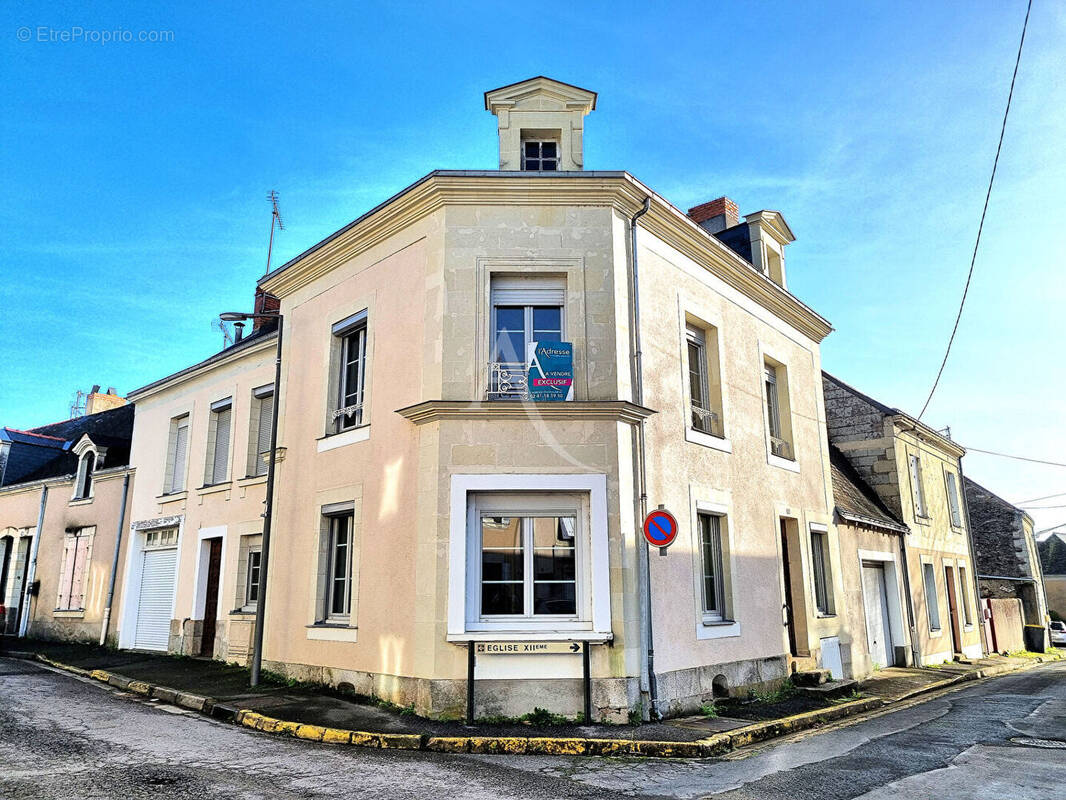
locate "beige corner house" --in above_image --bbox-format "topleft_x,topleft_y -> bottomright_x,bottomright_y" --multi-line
221,76 -> 849,722
823,374 -> 983,667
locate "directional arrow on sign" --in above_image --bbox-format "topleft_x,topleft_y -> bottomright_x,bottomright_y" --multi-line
569,642 -> 580,653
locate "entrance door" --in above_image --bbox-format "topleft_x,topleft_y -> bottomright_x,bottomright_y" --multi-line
200,538 -> 223,657
862,561 -> 895,668
780,521 -> 799,656
945,565 -> 962,655
134,545 -> 177,651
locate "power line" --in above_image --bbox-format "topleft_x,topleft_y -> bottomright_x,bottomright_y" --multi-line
964,445 -> 1066,468
1016,491 -> 1066,505
917,0 -> 1033,420
1020,504 -> 1066,510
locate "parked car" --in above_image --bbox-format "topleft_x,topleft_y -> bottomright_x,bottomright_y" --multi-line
1050,621 -> 1066,647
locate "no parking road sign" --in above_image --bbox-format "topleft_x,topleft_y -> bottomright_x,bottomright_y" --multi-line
643,509 -> 678,549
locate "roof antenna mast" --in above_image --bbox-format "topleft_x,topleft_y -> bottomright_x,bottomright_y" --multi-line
265,190 -> 285,277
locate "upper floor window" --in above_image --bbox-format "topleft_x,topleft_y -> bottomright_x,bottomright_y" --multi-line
247,384 -> 274,477
522,140 -> 558,171
944,469 -> 963,528
488,276 -> 564,399
74,451 -> 95,500
686,323 -> 724,439
909,454 -> 928,518
56,527 -> 93,611
764,360 -> 794,461
330,311 -> 367,433
164,414 -> 190,493
205,397 -> 232,485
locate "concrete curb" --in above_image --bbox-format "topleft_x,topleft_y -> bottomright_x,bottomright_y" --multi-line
17,651 -> 1061,759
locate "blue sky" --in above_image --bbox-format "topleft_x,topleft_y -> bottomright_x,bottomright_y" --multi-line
3,1 -> 1064,531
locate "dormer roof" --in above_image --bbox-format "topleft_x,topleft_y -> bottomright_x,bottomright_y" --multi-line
744,210 -> 796,244
484,76 -> 597,114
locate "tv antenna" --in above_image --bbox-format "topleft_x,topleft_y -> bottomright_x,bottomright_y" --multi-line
70,390 -> 87,419
212,317 -> 234,348
265,190 -> 285,276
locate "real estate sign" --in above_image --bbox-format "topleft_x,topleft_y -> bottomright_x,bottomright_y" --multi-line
526,341 -> 574,401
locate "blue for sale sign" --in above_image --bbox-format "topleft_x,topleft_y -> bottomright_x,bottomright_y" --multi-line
526,341 -> 574,401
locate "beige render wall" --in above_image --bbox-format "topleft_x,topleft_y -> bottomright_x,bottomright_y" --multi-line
633,223 -> 839,697
124,340 -> 277,657
0,469 -> 131,645
262,217 -> 437,687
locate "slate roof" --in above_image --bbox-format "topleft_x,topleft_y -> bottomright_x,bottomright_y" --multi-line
1039,534 -> 1066,576
829,444 -> 908,533
1,403 -> 133,487
964,476 -> 1029,579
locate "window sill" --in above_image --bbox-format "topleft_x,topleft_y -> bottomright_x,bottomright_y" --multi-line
306,623 -> 359,642
928,628 -> 943,638
815,613 -> 837,619
238,475 -> 268,487
697,619 -> 740,640
53,609 -> 85,618
767,452 -> 800,473
317,425 -> 370,453
68,497 -> 93,507
197,482 -> 232,497
914,515 -> 932,526
686,428 -> 732,453
156,490 -> 188,503
229,609 -> 257,617
447,630 -> 613,643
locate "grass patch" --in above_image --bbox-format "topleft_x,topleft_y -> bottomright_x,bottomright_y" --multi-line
700,703 -> 719,718
751,679 -> 797,705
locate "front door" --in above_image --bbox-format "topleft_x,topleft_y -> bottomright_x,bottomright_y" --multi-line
200,538 -> 223,657
945,565 -> 962,655
862,561 -> 895,668
780,521 -> 799,656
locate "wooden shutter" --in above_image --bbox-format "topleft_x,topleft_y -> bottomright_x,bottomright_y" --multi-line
256,395 -> 273,476
909,455 -> 924,515
211,405 -> 231,483
171,420 -> 189,492
56,536 -> 75,609
69,533 -> 92,609
946,473 -> 962,526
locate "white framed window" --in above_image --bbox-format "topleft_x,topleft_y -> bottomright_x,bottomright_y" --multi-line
922,561 -> 941,631
205,398 -> 232,485
448,474 -> 610,639
698,512 -> 727,622
909,454 -> 928,518
245,549 -> 262,608
247,384 -> 274,477
686,325 -> 723,438
73,451 -> 95,500
330,312 -> 367,433
144,528 -> 178,549
322,510 -> 354,622
944,469 -> 963,528
164,415 -> 190,493
763,360 -> 793,460
488,276 -> 565,399
56,527 -> 93,611
957,564 -> 973,626
810,527 -> 833,615
521,139 -> 559,171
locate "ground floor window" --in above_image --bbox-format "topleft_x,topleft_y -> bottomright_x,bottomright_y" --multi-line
698,512 -> 726,621
922,561 -> 941,631
810,527 -> 833,615
480,513 -> 577,617
958,564 -> 973,626
57,527 -> 94,611
325,511 -> 354,621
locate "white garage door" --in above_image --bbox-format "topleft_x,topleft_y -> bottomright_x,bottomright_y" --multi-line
134,547 -> 177,651
862,561 -> 895,668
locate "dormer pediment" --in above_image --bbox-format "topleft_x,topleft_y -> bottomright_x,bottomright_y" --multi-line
485,76 -> 597,172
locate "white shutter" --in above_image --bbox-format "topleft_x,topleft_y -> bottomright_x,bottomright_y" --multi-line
910,455 -> 925,516
171,421 -> 189,492
946,473 -> 962,526
211,406 -> 231,483
490,275 -> 565,306
255,395 -> 273,476
134,547 -> 177,651
69,533 -> 92,609
56,536 -> 75,609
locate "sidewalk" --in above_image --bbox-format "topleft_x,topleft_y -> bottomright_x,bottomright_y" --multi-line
6,638 -> 1062,758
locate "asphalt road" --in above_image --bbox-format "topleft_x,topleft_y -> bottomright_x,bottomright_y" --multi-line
1,656 -> 1064,799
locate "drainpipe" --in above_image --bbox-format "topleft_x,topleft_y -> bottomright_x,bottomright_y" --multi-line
628,196 -> 657,719
99,472 -> 131,646
956,464 -> 987,656
896,531 -> 922,667
18,486 -> 48,638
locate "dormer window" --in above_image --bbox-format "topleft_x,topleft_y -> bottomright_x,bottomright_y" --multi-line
74,452 -> 95,500
522,140 -> 558,172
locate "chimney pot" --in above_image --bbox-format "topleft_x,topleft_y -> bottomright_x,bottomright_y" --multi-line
688,197 -> 740,234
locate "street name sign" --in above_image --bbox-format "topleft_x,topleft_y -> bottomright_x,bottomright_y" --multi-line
475,641 -> 582,655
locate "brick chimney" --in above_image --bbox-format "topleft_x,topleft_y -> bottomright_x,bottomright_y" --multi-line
688,197 -> 740,234
253,287 -> 281,331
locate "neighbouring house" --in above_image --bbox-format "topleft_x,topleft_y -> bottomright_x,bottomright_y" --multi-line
826,444 -> 912,678
116,76 -> 844,722
965,477 -> 1049,653
116,307 -> 278,659
822,373 -> 983,665
0,399 -> 133,644
1039,533 -> 1066,622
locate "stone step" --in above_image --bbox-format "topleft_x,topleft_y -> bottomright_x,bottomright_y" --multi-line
792,669 -> 832,687
798,679 -> 859,699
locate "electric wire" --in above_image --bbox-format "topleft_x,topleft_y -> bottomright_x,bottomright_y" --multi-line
917,0 -> 1033,420
962,445 -> 1066,468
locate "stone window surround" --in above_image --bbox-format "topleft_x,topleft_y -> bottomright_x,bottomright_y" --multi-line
687,489 -> 740,640
306,488 -> 362,643
677,294 -> 732,454
318,295 -> 375,450
758,342 -> 799,473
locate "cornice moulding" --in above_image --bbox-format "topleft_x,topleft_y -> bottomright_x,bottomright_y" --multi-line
395,400 -> 656,426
